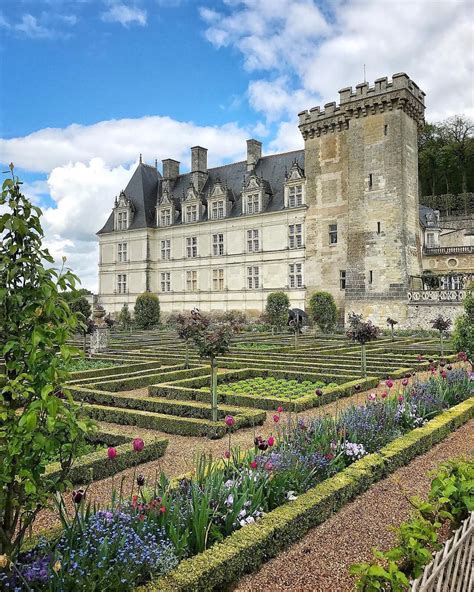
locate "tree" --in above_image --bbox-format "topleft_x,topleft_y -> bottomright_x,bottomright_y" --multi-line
134,293 -> 160,329
69,296 -> 92,351
440,116 -> 474,194
0,167 -> 92,558
386,317 -> 398,341
175,311 -> 202,369
346,312 -> 380,377
265,292 -> 290,333
118,303 -> 132,331
188,309 -> 235,422
309,291 -> 337,334
452,288 -> 474,364
430,314 -> 452,357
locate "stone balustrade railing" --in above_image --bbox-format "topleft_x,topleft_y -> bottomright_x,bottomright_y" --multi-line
407,289 -> 467,304
423,245 -> 474,255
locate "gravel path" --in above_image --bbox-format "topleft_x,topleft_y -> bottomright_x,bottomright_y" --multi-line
234,420 -> 474,592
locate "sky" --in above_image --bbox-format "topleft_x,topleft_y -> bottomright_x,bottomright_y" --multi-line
0,0 -> 473,292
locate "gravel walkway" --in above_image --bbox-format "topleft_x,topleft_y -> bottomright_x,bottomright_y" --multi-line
234,420 -> 474,592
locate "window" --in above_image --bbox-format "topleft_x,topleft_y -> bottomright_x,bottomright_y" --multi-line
289,263 -> 303,288
246,194 -> 260,214
160,239 -> 171,260
186,270 -> 198,292
329,224 -> 338,245
212,233 -> 224,256
368,174 -> 373,189
212,268 -> 224,291
160,272 -> 171,292
160,208 -> 171,227
426,232 -> 436,247
117,242 -> 128,262
247,266 -> 260,289
186,236 -> 198,258
247,229 -> 260,252
211,200 -> 225,220
377,221 -> 381,234
369,270 -> 373,285
117,211 -> 128,230
340,270 -> 346,290
384,124 -> 388,136
185,204 -> 198,223
117,274 -> 127,294
288,185 -> 303,208
289,224 -> 303,248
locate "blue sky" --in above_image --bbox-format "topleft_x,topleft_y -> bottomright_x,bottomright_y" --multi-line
0,0 -> 472,290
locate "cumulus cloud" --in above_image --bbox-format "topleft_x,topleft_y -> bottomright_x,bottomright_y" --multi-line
101,2 -> 147,27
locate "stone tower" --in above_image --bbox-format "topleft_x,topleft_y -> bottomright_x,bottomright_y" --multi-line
298,73 -> 425,325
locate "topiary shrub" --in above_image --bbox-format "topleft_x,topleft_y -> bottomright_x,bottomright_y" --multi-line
134,293 -> 160,329
118,303 -> 132,331
265,292 -> 290,333
308,291 -> 337,333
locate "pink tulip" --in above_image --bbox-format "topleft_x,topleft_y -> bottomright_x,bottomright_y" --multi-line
401,378 -> 409,387
368,393 -> 377,401
264,461 -> 273,471
277,406 -> 284,413
441,370 -> 447,379
224,450 -> 231,459
273,414 -> 280,423
250,460 -> 257,469
386,379 -> 394,388
225,415 -> 235,427
458,351 -> 468,361
268,436 -> 275,447
107,447 -> 117,460
132,438 -> 144,452
398,395 -> 404,403
381,391 -> 388,398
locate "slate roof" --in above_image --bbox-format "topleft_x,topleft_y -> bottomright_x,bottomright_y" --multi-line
419,205 -> 439,228
97,150 -> 305,234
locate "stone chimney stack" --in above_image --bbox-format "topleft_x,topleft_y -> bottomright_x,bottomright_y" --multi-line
191,146 -> 208,193
246,139 -> 262,171
162,159 -> 180,180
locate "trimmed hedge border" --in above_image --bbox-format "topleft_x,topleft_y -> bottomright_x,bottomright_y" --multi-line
46,428 -> 169,484
136,397 -> 474,592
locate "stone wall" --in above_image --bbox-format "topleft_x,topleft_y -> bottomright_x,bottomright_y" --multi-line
405,303 -> 464,330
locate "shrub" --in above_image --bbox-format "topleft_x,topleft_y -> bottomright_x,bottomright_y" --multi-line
265,292 -> 290,332
431,314 -> 452,356
118,303 -> 133,330
134,293 -> 161,329
452,287 -> 474,362
308,291 -> 337,333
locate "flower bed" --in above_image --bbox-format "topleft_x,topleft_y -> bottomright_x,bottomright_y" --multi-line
214,376 -> 338,400
5,368 -> 472,591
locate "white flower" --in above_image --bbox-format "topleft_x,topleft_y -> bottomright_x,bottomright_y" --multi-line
238,509 -> 247,519
239,519 -> 247,527
246,516 -> 255,524
224,479 -> 234,489
225,494 -> 234,507
286,491 -> 298,501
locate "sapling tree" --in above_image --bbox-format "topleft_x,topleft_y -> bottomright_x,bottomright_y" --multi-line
0,167 -> 92,559
430,314 -> 452,357
175,310 -> 202,369
265,292 -> 290,334
346,312 -> 380,377
386,317 -> 398,341
309,291 -> 337,334
189,309 -> 235,422
118,302 -> 132,332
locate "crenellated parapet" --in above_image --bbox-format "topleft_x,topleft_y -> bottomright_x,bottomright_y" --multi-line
298,73 -> 425,139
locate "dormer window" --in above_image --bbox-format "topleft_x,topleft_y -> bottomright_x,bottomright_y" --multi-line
246,194 -> 260,214
160,208 -> 172,227
284,159 -> 306,208
185,204 -> 198,223
113,190 -> 134,231
288,185 -> 303,208
211,200 -> 225,219
208,179 -> 232,220
117,211 -> 128,230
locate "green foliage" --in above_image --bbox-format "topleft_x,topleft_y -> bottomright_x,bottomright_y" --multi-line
134,293 -> 161,329
68,295 -> 92,322
0,169 -> 93,556
308,291 -> 337,333
118,303 -> 132,330
452,288 -> 474,361
265,292 -> 290,331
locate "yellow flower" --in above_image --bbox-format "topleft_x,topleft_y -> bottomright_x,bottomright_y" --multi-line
53,560 -> 61,573
0,554 -> 9,568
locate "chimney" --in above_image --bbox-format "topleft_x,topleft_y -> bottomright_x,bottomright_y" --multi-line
191,146 -> 208,193
162,159 -> 180,180
246,139 -> 262,171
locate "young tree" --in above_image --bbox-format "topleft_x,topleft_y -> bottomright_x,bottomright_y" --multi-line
430,314 -> 452,357
69,296 -> 92,351
309,291 -> 337,334
265,292 -> 290,333
118,303 -> 132,331
134,292 -> 160,329
346,312 -> 380,377
0,168 -> 92,558
188,309 -> 235,422
175,311 -> 201,369
386,317 -> 398,341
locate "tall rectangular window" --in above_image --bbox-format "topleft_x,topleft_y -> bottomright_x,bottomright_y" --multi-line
340,270 -> 346,290
288,185 -> 303,207
186,236 -> 198,258
212,268 -> 224,291
185,204 -> 198,223
369,270 -> 373,285
246,194 -> 260,214
117,242 -> 128,262
212,233 -> 224,256
211,200 -> 225,219
247,229 -> 260,252
160,239 -> 171,260
186,270 -> 198,292
117,274 -> 127,294
160,208 -> 171,227
368,174 -> 373,189
247,266 -> 260,289
329,224 -> 338,245
288,224 -> 303,248
289,263 -> 303,288
160,272 -> 171,292
117,211 -> 128,230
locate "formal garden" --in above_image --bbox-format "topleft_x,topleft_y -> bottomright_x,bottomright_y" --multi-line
1,172 -> 473,591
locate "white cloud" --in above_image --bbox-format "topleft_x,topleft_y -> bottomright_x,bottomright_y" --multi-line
101,3 -> 147,27
14,14 -> 54,38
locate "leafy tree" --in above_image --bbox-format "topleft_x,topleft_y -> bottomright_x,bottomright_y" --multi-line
68,296 -> 92,351
386,317 -> 398,341
175,311 -> 201,369
430,315 -> 452,357
452,287 -> 474,364
309,291 -> 337,334
118,303 -> 132,331
134,293 -> 160,329
265,292 -> 289,333
0,168 -> 92,558
346,312 -> 380,376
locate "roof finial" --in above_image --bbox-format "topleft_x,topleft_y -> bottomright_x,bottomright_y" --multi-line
139,153 -> 142,164
155,158 -> 158,169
